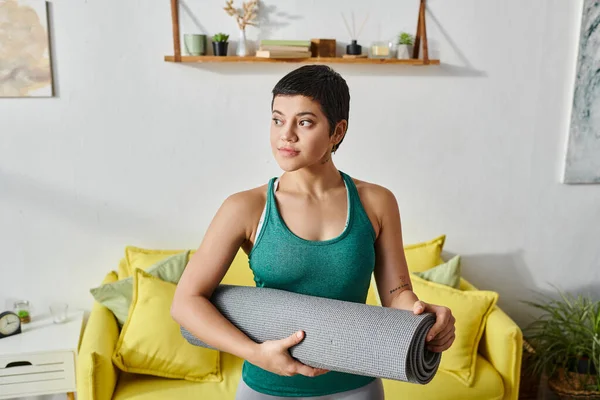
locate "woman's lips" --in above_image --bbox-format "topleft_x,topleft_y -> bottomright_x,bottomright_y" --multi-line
279,148 -> 299,157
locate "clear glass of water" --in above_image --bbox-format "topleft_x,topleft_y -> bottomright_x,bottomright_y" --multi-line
49,302 -> 68,324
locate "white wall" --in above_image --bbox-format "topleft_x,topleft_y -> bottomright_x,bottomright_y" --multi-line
1,0 -> 598,330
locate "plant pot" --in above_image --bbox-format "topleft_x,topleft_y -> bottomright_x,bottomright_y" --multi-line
183,34 -> 207,56
548,368 -> 600,400
212,41 -> 229,56
568,356 -> 598,375
396,44 -> 414,59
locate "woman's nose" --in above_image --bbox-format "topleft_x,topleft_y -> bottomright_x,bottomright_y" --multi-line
280,124 -> 297,142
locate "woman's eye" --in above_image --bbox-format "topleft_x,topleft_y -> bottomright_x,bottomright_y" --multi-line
299,120 -> 313,127
272,118 -> 283,126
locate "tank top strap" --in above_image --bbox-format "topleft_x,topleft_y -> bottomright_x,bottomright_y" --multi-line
265,177 -> 279,221
253,177 -> 277,249
339,171 -> 357,199
340,171 -> 376,242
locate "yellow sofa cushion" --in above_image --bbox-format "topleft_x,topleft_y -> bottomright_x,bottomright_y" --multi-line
121,246 -> 196,278
410,273 -> 498,387
117,257 -> 130,281
92,252 -> 190,326
404,234 -> 446,272
112,268 -> 221,383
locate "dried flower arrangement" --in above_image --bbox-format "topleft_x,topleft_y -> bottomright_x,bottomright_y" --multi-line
223,0 -> 258,31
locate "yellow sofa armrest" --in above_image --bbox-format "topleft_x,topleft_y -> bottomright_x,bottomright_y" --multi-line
479,306 -> 522,400
77,271 -> 121,400
460,278 -> 522,400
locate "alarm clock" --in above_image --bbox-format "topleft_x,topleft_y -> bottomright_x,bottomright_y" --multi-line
0,311 -> 22,339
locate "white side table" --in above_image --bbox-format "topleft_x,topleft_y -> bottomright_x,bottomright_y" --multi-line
0,310 -> 84,400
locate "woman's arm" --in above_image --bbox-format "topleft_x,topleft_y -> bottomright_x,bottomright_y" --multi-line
372,186 -> 456,353
170,190 -> 326,377
171,192 -> 260,362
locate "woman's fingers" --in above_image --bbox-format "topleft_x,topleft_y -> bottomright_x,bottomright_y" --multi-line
293,362 -> 328,377
427,324 -> 455,345
427,332 -> 455,352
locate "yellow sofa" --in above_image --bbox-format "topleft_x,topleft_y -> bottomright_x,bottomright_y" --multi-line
76,250 -> 522,400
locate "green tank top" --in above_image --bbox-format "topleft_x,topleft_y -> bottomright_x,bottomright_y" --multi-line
242,170 -> 377,397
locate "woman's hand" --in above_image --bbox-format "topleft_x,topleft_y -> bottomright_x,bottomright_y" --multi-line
250,330 -> 330,377
413,300 -> 456,353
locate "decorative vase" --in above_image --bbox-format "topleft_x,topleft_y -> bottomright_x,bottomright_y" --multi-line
396,44 -> 414,59
346,39 -> 362,55
236,28 -> 248,57
213,41 -> 229,56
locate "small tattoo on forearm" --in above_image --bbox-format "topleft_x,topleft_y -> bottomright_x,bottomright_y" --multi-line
389,283 -> 409,294
389,275 -> 411,294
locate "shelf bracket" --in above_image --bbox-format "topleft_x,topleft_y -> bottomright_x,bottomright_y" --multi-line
170,0 -> 181,62
412,0 -> 430,64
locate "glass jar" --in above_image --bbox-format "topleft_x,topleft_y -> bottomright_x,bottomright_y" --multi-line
14,300 -> 31,324
369,41 -> 395,59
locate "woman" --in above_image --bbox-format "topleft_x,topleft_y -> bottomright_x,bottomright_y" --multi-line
171,65 -> 456,400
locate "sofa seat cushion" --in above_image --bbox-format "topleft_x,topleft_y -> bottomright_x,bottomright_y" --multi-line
112,353 -> 502,400
112,352 -> 243,400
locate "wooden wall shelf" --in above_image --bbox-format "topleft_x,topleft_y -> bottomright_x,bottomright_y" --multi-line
167,0 -> 436,66
164,56 -> 440,65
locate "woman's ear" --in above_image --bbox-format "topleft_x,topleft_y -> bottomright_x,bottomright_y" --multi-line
331,120 -> 347,148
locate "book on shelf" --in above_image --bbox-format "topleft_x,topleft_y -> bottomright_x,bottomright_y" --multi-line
259,39 -> 311,47
255,50 -> 312,58
259,45 -> 311,52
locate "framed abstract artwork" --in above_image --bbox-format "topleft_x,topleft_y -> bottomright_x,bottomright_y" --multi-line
563,0 -> 600,184
0,0 -> 54,97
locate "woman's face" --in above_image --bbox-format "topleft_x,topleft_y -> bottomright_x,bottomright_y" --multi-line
270,95 -> 340,172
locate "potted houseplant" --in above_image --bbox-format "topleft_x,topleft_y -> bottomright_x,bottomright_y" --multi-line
212,33 -> 230,56
522,287 -> 600,399
396,32 -> 415,59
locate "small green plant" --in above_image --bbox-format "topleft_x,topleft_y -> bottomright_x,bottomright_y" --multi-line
522,286 -> 600,392
397,32 -> 415,46
212,33 -> 229,42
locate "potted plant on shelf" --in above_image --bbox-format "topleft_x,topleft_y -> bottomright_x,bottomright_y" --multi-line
212,33 -> 230,56
223,0 -> 258,57
396,32 -> 415,59
522,287 -> 600,399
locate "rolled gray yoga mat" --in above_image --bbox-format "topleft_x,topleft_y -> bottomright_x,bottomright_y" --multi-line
181,285 -> 441,384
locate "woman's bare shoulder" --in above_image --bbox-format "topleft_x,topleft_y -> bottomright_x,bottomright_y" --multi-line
349,176 -> 399,231
351,177 -> 396,203
219,184 -> 269,247
223,183 -> 269,215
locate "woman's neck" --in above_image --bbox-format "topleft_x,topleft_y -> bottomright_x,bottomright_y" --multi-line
279,162 -> 344,198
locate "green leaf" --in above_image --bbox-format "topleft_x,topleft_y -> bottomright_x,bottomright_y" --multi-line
397,32 -> 414,45
522,286 -> 600,384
